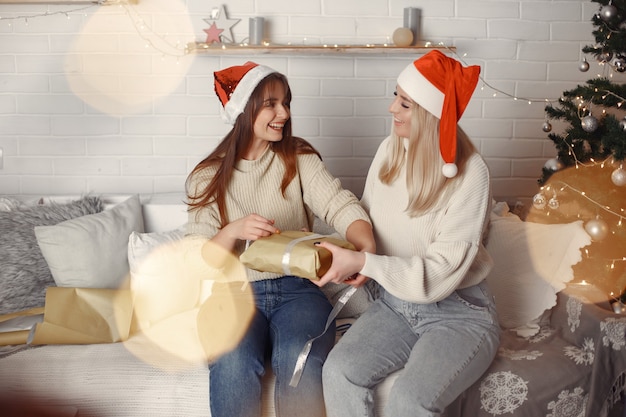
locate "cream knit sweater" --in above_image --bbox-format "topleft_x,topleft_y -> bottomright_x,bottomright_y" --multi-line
360,136 -> 494,303
186,146 -> 370,282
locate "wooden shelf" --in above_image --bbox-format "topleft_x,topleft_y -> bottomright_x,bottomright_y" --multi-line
186,42 -> 454,55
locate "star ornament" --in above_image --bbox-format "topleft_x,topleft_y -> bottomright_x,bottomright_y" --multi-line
203,22 -> 224,44
203,5 -> 240,44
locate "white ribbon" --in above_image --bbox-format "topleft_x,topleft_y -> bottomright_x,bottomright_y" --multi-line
289,285 -> 357,387
280,233 -> 325,276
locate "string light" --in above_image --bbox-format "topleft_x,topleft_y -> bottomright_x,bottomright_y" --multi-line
442,43 -> 626,116
1,8 -> 623,104
541,175 -> 626,224
440,44 -> 562,106
0,2 -> 101,22
117,1 -> 189,57
0,0 -> 189,58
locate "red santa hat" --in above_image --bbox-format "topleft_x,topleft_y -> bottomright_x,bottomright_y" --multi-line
397,50 -> 480,178
214,61 -> 277,124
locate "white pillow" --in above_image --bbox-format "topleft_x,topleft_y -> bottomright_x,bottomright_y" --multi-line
485,202 -> 592,335
128,228 -> 205,330
34,195 -> 144,289
128,228 -> 186,271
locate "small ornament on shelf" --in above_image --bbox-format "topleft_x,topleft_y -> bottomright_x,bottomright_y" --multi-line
403,7 -> 420,46
203,22 -> 224,44
249,17 -> 265,45
392,27 -> 413,47
202,5 -> 241,44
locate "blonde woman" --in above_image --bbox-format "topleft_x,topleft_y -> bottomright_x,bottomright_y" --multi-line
316,51 -> 500,417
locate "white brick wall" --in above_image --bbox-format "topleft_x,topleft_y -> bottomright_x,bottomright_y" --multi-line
1,0 -> 625,201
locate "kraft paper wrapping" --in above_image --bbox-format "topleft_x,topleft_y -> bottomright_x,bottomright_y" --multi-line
239,231 -> 355,281
27,287 -> 133,345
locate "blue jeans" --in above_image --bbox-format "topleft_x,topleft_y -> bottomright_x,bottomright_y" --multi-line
322,281 -> 500,417
208,276 -> 335,417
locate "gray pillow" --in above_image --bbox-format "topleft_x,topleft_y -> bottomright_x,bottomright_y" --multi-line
35,195 -> 144,289
0,196 -> 103,315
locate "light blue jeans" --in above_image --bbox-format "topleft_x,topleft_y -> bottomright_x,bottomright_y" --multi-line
208,276 -> 335,417
322,281 -> 500,417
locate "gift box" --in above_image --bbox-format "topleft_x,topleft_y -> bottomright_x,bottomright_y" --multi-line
239,231 -> 355,281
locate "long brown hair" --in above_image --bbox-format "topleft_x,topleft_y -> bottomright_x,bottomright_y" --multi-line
379,103 -> 477,216
185,72 -> 320,226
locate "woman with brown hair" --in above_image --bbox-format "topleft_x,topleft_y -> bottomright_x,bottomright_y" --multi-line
185,61 -> 374,417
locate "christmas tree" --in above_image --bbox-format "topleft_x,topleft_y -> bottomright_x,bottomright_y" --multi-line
528,0 -> 626,304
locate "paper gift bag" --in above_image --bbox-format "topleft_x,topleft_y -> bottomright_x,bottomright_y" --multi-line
29,287 -> 133,345
239,231 -> 355,281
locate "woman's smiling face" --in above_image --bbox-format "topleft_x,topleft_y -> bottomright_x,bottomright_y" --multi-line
252,83 -> 290,147
389,85 -> 414,139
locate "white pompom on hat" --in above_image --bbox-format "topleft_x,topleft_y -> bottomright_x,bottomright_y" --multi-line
214,61 -> 277,125
397,50 -> 480,178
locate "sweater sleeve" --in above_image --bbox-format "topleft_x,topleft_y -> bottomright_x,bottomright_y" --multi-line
184,168 -> 221,239
360,154 -> 493,303
297,153 -> 371,238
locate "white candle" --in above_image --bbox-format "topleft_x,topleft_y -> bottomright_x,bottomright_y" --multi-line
403,7 -> 420,45
249,17 -> 265,45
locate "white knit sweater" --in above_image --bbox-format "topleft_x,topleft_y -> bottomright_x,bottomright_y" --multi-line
186,146 -> 370,282
360,136 -> 493,303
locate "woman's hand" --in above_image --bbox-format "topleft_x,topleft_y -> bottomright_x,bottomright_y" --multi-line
212,213 -> 279,251
313,241 -> 368,288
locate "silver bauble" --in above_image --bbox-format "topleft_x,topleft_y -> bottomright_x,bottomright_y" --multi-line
542,121 -> 552,132
620,117 -> 626,131
600,4 -> 618,21
584,218 -> 609,241
548,197 -> 560,210
611,167 -> 626,186
581,115 -> 599,133
533,193 -> 546,210
579,58 -> 590,72
615,59 -> 626,73
544,158 -> 563,171
599,51 -> 613,63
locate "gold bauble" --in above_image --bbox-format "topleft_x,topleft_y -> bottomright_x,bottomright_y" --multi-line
392,27 -> 413,47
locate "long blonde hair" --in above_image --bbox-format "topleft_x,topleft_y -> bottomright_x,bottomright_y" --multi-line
378,103 -> 477,216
